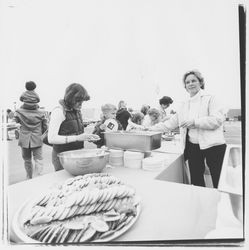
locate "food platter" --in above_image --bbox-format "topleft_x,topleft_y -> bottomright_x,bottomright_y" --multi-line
12,199 -> 141,243
12,173 -> 141,244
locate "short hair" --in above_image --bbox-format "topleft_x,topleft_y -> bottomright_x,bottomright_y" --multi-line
140,105 -> 150,115
159,96 -> 173,105
25,81 -> 36,91
118,100 -> 126,110
101,103 -> 117,114
131,112 -> 144,124
64,83 -> 90,108
148,108 -> 161,119
182,70 -> 205,89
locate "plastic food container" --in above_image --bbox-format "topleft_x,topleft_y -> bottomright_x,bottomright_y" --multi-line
142,156 -> 165,171
123,151 -> 144,169
109,149 -> 124,166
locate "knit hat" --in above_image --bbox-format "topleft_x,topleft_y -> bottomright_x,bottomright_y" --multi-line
20,81 -> 40,103
25,81 -> 36,91
20,90 -> 40,103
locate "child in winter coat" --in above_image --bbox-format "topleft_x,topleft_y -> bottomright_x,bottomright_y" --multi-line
92,104 -> 123,148
14,81 -> 47,179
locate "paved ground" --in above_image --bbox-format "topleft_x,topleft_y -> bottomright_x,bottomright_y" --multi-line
5,122 -> 242,185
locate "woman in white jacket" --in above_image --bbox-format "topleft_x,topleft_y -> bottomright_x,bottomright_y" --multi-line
149,70 -> 227,188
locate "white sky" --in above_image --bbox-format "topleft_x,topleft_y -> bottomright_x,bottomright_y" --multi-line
0,0 -> 244,118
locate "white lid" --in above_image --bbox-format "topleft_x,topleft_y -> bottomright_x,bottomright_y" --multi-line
109,149 -> 124,157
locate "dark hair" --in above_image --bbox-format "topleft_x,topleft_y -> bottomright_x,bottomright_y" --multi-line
159,96 -> 173,105
25,81 -> 36,91
140,105 -> 150,115
64,83 -> 90,108
183,70 -> 205,89
131,112 -> 144,124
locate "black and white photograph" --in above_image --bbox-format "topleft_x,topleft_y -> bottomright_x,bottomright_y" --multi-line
0,0 -> 246,248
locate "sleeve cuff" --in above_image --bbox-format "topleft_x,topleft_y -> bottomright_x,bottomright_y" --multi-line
194,119 -> 199,127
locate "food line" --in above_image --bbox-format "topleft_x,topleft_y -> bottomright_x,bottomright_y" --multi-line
8,137 -> 224,243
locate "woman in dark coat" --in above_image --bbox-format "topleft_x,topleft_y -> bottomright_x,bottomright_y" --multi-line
48,83 -> 100,171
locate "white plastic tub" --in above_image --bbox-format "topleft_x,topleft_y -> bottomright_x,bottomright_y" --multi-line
109,149 -> 124,166
124,151 -> 144,169
142,156 -> 165,171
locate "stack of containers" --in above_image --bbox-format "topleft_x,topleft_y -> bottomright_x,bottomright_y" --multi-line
108,149 -> 124,166
142,155 -> 166,171
123,151 -> 145,169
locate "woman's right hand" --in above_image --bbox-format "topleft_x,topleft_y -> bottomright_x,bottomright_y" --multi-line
99,124 -> 106,130
76,133 -> 100,142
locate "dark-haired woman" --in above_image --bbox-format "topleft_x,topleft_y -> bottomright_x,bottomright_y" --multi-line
48,83 -> 100,171
149,70 -> 226,188
159,96 -> 173,121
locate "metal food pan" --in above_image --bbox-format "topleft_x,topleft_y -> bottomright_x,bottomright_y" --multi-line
104,131 -> 162,151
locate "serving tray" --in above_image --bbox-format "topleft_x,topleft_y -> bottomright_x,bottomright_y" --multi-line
12,195 -> 141,244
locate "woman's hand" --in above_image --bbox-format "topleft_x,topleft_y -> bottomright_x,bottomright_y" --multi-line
180,119 -> 195,129
140,126 -> 149,131
136,125 -> 146,130
131,124 -> 145,130
77,133 -> 100,142
99,124 -> 106,130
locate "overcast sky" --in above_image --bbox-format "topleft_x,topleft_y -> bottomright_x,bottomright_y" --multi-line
0,0 -> 244,118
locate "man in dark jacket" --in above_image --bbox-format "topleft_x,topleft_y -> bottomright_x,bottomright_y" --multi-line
116,100 -> 131,130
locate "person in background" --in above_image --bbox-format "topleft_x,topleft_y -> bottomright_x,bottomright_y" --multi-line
142,108 -> 161,127
20,81 -> 40,110
116,100 -> 131,130
7,109 -> 14,123
92,104 -> 123,148
6,109 -> 14,140
48,83 -> 100,171
126,112 -> 145,131
127,107 -> 134,114
148,70 -> 226,188
140,104 -> 150,116
140,104 -> 151,128
159,96 -> 173,122
14,81 -> 47,179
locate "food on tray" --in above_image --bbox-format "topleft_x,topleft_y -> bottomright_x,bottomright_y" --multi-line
21,173 -> 140,243
162,132 -> 175,141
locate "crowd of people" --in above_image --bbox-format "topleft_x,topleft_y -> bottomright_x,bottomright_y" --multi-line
9,70 -> 227,189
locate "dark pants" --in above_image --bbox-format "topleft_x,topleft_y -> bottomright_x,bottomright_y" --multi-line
185,141 -> 227,188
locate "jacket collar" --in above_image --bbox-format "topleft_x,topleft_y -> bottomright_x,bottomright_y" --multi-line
188,89 -> 209,100
59,99 -> 75,111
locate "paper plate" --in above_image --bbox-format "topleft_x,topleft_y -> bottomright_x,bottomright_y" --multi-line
104,119 -> 119,132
